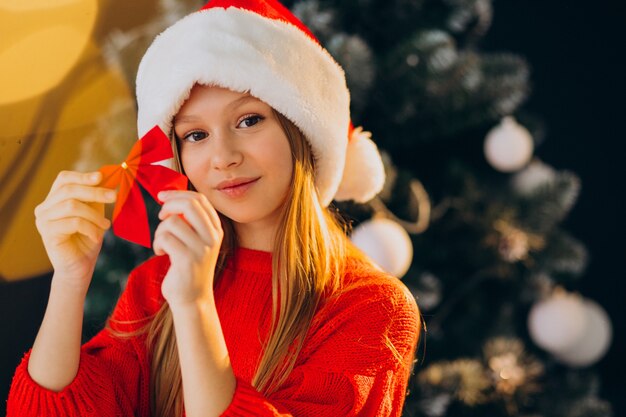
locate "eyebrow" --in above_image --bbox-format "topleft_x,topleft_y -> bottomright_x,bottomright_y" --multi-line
173,94 -> 261,125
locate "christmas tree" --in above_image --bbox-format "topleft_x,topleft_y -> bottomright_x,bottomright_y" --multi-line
83,1 -> 614,416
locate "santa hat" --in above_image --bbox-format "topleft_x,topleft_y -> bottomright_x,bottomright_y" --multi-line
136,0 -> 385,207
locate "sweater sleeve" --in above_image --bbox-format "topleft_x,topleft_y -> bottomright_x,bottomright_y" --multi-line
6,334 -> 141,417
5,258 -> 164,417
220,278 -> 422,417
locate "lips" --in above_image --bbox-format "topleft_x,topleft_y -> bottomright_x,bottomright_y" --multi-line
216,177 -> 260,190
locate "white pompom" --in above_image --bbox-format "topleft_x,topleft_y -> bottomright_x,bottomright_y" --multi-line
350,218 -> 413,278
334,127 -> 385,203
528,291 -> 587,354
554,299 -> 612,367
484,116 -> 534,173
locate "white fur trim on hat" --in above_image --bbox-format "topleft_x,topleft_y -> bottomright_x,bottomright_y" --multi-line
334,127 -> 385,203
136,5 -> 384,206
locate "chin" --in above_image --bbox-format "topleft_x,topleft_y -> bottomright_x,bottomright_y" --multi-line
226,213 -> 255,224
226,206 -> 283,229
216,207 -> 260,224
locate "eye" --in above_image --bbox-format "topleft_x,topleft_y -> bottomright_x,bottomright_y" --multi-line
180,131 -> 208,143
237,114 -> 264,128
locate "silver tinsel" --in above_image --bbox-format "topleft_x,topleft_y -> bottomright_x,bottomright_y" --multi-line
326,33 -> 376,111
409,271 -> 443,311
566,397 -> 613,417
544,231 -> 589,276
445,0 -> 493,37
291,0 -> 336,40
419,393 -> 453,417
414,30 -> 459,73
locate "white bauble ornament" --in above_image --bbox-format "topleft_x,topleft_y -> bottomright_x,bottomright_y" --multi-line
350,218 -> 413,278
528,291 -> 587,354
554,299 -> 612,367
511,158 -> 557,197
484,116 -> 534,172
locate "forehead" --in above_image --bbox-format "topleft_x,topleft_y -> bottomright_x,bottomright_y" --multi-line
175,84 -> 267,120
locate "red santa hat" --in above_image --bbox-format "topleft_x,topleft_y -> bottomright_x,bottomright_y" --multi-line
136,0 -> 385,207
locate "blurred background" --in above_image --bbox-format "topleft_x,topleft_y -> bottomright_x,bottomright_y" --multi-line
1,1 -> 623,416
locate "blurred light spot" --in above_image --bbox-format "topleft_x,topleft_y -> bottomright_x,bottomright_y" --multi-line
0,0 -> 98,104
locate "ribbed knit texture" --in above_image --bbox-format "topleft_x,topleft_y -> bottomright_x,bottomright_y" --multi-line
6,247 -> 420,416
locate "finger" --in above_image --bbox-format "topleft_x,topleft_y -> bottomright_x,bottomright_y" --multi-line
153,230 -> 187,260
49,170 -> 102,194
45,217 -> 105,244
195,193 -> 222,232
160,191 -> 222,233
36,185 -> 116,218
159,197 -> 218,244
155,215 -> 207,258
37,199 -> 111,230
42,183 -> 117,212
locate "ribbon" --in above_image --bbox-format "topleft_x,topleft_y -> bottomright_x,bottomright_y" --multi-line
98,125 -> 188,247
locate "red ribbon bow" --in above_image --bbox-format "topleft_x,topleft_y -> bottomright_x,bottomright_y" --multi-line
98,125 -> 188,247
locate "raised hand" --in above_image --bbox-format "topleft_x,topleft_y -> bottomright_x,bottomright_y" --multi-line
153,190 -> 224,307
34,170 -> 116,292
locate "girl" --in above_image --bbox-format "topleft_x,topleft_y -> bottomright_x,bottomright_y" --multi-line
7,1 -> 421,416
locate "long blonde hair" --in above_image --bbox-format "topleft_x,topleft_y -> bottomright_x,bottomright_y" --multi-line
107,109 -> 377,417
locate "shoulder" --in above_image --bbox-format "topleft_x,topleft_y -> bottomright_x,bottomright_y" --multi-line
304,255 -> 421,373
341,255 -> 420,320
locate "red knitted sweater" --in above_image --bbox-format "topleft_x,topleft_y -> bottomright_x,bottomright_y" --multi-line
7,247 -> 421,416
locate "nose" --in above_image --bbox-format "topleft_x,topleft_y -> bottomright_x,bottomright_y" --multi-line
209,130 -> 242,170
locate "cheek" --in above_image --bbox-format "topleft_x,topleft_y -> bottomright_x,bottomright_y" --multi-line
279,156 -> 293,184
276,132 -> 293,166
180,146 -> 205,179
262,142 -> 292,183
274,149 -> 294,197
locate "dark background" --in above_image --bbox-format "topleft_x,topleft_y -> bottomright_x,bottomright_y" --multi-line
483,0 -> 626,414
1,1 -> 624,416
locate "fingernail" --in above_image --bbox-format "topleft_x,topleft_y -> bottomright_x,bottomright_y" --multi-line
105,190 -> 116,200
90,172 -> 101,181
158,191 -> 168,198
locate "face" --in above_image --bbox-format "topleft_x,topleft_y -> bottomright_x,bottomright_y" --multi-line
173,84 -> 293,247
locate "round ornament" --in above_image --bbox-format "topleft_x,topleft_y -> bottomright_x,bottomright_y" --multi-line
484,116 -> 534,172
511,158 -> 557,197
350,218 -> 413,278
554,299 -> 612,367
528,291 -> 586,354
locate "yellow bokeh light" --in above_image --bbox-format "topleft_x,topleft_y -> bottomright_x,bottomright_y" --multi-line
0,1 -> 85,11
0,0 -> 98,104
0,37 -> 135,281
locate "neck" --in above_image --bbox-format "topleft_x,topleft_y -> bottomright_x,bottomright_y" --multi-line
234,224 -> 275,252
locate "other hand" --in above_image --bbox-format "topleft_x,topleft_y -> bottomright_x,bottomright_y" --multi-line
153,190 -> 223,308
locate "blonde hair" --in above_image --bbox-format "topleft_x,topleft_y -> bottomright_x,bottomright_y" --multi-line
107,109 -> 378,417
